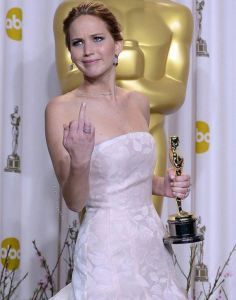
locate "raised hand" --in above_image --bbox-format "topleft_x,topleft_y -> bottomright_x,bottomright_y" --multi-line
63,102 -> 95,168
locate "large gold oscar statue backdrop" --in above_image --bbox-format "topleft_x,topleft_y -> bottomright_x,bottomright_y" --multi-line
53,0 -> 193,214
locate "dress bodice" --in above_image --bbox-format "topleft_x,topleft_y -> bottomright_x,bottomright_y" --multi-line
67,131 -> 187,300
87,132 -> 156,210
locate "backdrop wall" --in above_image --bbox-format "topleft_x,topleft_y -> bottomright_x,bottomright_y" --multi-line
0,0 -> 235,299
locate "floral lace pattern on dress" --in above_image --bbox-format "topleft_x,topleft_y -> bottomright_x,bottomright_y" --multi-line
61,132 -> 186,300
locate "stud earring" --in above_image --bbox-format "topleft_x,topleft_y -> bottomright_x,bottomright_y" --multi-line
69,63 -> 75,71
113,54 -> 118,66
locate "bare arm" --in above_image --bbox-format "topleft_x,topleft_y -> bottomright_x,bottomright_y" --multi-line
45,100 -> 95,212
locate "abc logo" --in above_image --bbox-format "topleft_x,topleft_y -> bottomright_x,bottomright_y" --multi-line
1,237 -> 21,270
196,121 -> 210,154
5,7 -> 22,41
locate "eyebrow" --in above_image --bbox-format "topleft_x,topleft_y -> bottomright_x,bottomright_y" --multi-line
71,33 -> 105,40
91,33 -> 105,36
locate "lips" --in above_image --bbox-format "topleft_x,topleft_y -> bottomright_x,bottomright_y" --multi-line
82,59 -> 100,64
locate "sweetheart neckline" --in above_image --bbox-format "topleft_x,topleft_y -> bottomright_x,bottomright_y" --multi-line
94,131 -> 154,150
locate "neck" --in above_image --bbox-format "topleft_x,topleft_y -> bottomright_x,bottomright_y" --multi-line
80,70 -> 117,98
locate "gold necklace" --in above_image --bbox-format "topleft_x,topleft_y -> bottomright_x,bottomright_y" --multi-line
76,91 -> 113,97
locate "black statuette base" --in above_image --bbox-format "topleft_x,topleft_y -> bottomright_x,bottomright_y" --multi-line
163,216 -> 204,245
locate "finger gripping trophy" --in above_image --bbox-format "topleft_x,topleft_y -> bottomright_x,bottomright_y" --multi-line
164,136 -> 203,244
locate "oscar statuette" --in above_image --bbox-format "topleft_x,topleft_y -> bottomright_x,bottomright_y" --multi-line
163,136 -> 204,244
196,0 -> 209,57
4,106 -> 21,173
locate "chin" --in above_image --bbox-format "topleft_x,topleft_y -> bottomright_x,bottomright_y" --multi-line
84,67 -> 113,79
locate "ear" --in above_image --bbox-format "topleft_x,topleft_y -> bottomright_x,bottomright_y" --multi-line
114,40 -> 123,56
70,53 -> 74,62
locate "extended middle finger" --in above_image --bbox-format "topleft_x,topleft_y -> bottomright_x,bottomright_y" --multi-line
78,102 -> 86,131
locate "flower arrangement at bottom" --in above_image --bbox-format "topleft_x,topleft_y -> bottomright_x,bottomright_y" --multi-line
172,226 -> 236,300
0,246 -> 28,299
30,220 -> 78,300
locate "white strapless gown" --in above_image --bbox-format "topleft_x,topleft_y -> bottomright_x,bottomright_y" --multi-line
51,132 -> 187,300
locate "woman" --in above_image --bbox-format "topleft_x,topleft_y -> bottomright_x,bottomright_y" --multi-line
46,2 -> 190,299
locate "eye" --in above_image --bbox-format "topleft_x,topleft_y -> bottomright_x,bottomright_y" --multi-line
93,36 -> 104,42
71,39 -> 83,47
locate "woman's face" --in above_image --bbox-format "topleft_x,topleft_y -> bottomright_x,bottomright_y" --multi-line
69,15 -> 121,78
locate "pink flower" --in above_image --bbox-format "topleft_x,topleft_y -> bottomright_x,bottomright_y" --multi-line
224,272 -> 232,278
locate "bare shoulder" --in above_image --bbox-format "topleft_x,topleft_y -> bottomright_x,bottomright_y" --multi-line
45,89 -> 83,124
46,91 -> 74,115
128,90 -> 149,108
122,89 -> 150,123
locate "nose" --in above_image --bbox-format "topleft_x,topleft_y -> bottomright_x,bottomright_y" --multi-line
83,40 -> 94,56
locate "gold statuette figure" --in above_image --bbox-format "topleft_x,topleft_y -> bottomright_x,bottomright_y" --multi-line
164,136 -> 203,244
169,136 -> 189,216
